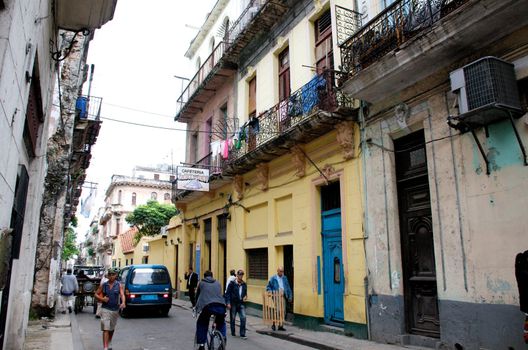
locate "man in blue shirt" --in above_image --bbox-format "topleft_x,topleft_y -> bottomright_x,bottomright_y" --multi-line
266,267 -> 292,331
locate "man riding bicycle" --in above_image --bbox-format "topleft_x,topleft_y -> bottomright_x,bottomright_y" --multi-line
195,270 -> 227,350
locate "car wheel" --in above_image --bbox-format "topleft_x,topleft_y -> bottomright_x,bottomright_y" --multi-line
160,307 -> 170,317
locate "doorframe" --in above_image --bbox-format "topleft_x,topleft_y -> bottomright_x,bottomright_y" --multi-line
310,169 -> 349,295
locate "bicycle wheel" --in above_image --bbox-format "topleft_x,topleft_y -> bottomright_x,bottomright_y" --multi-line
209,330 -> 225,350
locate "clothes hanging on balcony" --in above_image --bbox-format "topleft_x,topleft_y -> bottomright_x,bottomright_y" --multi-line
221,139 -> 232,159
301,74 -> 326,114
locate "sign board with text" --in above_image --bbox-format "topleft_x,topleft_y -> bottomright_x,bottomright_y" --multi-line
176,167 -> 209,192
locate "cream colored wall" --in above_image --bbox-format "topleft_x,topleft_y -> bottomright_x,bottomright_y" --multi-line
363,90 -> 528,306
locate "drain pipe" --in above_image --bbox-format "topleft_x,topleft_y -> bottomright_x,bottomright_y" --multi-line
358,99 -> 371,340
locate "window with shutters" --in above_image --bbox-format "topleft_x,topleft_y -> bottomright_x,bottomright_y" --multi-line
10,165 -> 29,259
132,192 -> 137,206
248,76 -> 257,117
278,48 -> 290,101
217,214 -> 227,241
23,59 -> 44,158
204,218 -> 212,271
314,9 -> 333,74
151,192 -> 157,200
247,248 -> 268,280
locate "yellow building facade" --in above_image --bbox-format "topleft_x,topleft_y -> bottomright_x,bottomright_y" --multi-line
167,0 -> 368,338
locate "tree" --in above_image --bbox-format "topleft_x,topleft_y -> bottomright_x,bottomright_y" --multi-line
62,218 -> 79,261
126,200 -> 178,242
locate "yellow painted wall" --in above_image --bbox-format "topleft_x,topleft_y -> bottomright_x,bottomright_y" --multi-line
175,126 -> 366,326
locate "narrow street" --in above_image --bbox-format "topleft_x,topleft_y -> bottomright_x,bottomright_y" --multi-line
72,305 -> 312,350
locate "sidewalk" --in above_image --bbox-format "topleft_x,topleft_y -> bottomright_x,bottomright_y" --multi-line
24,299 -> 430,350
24,312 -> 73,350
172,298 -> 429,350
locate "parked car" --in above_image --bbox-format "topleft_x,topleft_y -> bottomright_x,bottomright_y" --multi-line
118,264 -> 172,317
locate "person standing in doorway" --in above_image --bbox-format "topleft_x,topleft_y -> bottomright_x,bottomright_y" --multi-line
266,266 -> 292,331
60,268 -> 78,314
185,267 -> 199,307
225,269 -> 247,338
95,268 -> 125,350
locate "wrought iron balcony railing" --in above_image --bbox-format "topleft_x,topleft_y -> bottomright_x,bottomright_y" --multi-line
340,0 -> 469,77
229,70 -> 355,161
75,95 -> 102,121
175,41 -> 229,119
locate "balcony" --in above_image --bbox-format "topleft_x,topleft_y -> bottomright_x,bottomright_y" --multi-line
223,0 -> 290,63
175,42 -> 236,122
225,70 -> 357,175
339,0 -> 528,103
55,0 -> 118,31
175,0 -> 290,122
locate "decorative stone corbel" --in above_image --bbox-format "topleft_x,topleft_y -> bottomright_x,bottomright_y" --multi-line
291,145 -> 306,178
335,121 -> 355,160
256,163 -> 269,191
233,175 -> 244,199
176,203 -> 187,212
322,164 -> 336,180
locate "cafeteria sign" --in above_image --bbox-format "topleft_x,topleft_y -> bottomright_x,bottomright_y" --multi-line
177,167 -> 210,192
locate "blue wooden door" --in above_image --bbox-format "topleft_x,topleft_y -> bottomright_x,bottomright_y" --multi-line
322,208 -> 344,324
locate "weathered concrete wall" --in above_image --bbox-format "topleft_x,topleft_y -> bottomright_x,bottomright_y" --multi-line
31,31 -> 89,316
0,0 -> 58,348
361,40 -> 528,350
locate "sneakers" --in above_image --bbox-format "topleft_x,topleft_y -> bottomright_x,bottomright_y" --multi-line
240,336 -> 247,339
68,306 -> 72,314
198,345 -> 205,350
271,324 -> 276,331
278,326 -> 286,331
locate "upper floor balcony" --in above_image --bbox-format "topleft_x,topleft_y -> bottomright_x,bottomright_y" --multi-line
175,0 -> 290,122
338,0 -> 528,103
225,70 -> 357,175
55,0 -> 118,31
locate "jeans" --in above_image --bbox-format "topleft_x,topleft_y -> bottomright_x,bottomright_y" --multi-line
196,303 -> 226,345
229,303 -> 246,337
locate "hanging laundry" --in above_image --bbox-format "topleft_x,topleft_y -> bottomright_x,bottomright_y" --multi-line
248,116 -> 260,133
221,140 -> 230,159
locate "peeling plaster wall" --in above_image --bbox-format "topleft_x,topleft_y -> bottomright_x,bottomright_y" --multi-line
362,51 -> 528,350
0,0 -> 58,348
31,31 -> 90,316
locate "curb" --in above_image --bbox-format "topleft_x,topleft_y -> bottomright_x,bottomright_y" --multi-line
255,329 -> 345,350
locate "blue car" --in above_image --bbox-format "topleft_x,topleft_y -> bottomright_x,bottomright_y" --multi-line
118,264 -> 172,317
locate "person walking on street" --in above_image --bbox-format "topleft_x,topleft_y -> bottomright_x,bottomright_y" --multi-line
225,269 -> 247,338
60,268 -> 78,314
195,270 -> 227,350
266,266 -> 292,331
95,268 -> 125,350
185,267 -> 199,307
225,269 -> 236,294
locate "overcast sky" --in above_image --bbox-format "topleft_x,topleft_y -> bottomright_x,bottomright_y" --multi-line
77,0 -> 216,236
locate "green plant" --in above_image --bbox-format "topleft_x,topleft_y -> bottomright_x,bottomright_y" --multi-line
126,200 -> 177,241
87,247 -> 95,256
62,225 -> 79,261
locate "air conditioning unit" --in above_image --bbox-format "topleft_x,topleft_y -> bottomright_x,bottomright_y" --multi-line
449,56 -> 522,127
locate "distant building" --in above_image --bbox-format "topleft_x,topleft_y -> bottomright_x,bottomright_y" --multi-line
98,166 -> 173,268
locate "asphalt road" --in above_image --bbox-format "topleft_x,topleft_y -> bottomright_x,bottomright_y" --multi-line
72,305 -> 314,350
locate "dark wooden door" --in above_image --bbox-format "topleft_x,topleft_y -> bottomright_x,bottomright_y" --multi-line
395,131 -> 440,337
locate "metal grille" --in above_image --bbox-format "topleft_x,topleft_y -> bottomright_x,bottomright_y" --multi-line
247,248 -> 268,280
464,57 -> 522,111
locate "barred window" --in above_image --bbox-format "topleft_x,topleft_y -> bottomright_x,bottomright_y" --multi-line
247,248 -> 268,280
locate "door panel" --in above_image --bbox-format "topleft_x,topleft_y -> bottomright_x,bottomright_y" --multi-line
322,209 -> 344,323
396,131 -> 440,337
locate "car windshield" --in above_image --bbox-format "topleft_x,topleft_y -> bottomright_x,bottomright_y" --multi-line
130,268 -> 169,285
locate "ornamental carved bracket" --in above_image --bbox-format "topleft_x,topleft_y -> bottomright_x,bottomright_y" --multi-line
233,175 -> 244,199
291,146 -> 306,178
322,164 -> 336,180
256,163 -> 269,191
335,121 -> 355,160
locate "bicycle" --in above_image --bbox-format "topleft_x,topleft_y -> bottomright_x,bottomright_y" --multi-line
193,307 -> 226,350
